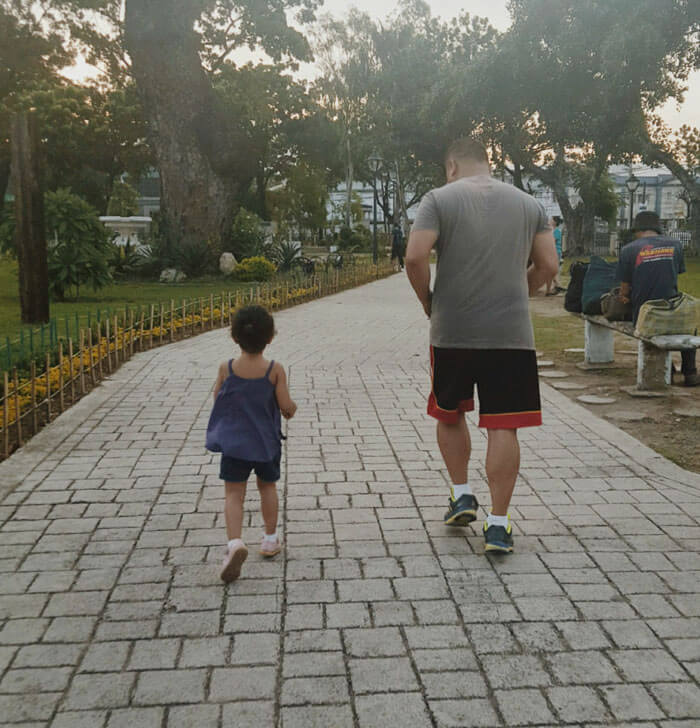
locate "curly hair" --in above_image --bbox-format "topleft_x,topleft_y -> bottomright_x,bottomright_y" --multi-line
231,305 -> 275,353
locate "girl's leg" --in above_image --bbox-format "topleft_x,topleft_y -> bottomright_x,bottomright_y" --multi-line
224,482 -> 247,540
256,479 -> 278,536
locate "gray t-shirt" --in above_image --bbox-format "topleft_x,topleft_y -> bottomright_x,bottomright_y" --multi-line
412,175 -> 550,350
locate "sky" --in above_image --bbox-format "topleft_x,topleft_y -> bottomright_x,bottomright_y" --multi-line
62,0 -> 698,132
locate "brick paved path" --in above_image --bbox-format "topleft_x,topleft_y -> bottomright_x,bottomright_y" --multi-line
1,273 -> 699,727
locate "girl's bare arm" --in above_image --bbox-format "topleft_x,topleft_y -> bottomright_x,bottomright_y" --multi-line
273,363 -> 297,419
213,362 -> 228,401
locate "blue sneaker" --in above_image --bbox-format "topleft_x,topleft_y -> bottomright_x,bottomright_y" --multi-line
484,522 -> 514,553
444,494 -> 479,527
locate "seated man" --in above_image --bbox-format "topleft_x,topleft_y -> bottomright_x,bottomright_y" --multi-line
617,211 -> 698,387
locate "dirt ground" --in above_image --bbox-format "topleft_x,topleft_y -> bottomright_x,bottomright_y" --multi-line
531,293 -> 700,473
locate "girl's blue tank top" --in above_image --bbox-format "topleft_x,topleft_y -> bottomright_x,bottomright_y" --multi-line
205,360 -> 282,462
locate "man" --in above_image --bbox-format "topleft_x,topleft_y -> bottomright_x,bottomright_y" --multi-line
617,210 -> 698,387
406,138 -> 558,554
546,217 -> 564,295
391,222 -> 405,270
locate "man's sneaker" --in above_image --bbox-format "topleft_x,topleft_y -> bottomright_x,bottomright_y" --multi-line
444,494 -> 479,527
483,522 -> 514,553
220,539 -> 248,582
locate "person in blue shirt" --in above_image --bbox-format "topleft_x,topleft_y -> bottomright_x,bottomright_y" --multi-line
546,217 -> 564,295
617,211 -> 698,387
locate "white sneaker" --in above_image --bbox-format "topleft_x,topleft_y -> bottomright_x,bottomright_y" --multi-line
220,539 -> 248,582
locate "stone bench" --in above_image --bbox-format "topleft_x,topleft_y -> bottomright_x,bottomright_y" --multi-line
581,315 -> 700,392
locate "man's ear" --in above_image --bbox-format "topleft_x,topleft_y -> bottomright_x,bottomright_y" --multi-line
445,158 -> 457,182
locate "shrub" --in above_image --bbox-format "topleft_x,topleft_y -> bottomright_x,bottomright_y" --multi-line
176,237 -> 216,278
45,189 -> 113,300
109,240 -> 143,280
274,240 -> 302,272
338,224 -> 372,253
229,208 -> 265,260
234,256 -> 276,282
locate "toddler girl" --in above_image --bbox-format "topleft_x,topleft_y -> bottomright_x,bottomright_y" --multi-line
206,305 -> 296,582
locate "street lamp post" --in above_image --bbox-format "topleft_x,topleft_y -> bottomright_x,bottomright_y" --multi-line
368,153 -> 383,264
625,172 -> 640,230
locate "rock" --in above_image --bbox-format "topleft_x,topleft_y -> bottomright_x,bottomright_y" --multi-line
673,406 -> 700,418
160,268 -> 177,283
537,360 -> 554,367
219,252 -> 237,275
549,381 -> 586,390
539,370 -> 569,378
605,411 -> 649,422
174,271 -> 187,283
577,394 -> 617,404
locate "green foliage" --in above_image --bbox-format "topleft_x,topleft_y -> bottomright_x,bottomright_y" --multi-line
0,207 -> 14,256
44,189 -> 113,300
176,238 -> 216,278
109,241 -> 143,281
338,225 -> 372,253
571,168 -> 620,226
107,180 -> 139,217
228,208 -> 266,260
234,256 -> 276,282
273,241 -> 302,272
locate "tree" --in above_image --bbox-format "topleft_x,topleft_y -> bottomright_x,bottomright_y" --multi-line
268,159 -> 328,240
7,80 -> 151,211
0,4 -> 70,213
474,0 -> 700,252
107,179 -> 139,216
123,0 -> 318,254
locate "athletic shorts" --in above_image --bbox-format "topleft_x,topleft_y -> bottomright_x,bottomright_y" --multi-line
428,347 -> 542,429
220,455 -> 280,483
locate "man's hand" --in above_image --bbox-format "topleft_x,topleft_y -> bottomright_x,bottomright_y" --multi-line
406,228 -> 438,316
422,291 -> 433,318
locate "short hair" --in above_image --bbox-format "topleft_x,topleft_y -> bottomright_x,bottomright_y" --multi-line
445,138 -> 489,166
632,211 -> 662,235
231,305 -> 274,354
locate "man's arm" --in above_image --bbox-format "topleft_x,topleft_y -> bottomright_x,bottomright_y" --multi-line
527,230 -> 559,296
406,228 -> 438,317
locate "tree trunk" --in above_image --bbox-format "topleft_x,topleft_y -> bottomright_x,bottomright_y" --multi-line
11,112 -> 49,324
344,135 -> 353,228
124,0 -> 253,253
256,168 -> 268,220
0,156 -> 10,216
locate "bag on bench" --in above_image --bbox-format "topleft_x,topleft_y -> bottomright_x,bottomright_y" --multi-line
581,256 -> 618,315
601,287 -> 632,322
564,261 -> 589,313
635,293 -> 700,338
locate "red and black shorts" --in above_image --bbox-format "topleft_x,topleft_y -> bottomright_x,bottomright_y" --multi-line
428,347 -> 542,429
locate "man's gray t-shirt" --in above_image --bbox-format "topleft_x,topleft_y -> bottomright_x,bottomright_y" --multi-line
412,175 -> 550,350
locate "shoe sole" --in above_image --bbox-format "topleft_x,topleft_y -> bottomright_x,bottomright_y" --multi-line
220,546 -> 248,582
260,545 -> 282,558
444,509 -> 477,527
484,542 -> 513,554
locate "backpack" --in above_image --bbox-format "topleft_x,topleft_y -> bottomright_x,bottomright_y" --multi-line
564,261 -> 589,313
581,256 -> 618,316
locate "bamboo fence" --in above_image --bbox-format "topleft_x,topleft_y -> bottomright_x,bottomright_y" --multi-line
0,260 -> 393,460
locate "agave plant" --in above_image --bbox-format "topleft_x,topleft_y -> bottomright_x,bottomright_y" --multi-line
274,240 -> 303,272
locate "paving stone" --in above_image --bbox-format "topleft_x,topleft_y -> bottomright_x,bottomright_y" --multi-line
128,638 -> 180,669
547,651 -> 621,685
344,627 -> 406,657
281,675 -> 349,705
609,649 -> 687,682
547,686 -> 609,723
221,701 -> 275,728
429,698 -> 501,727
167,704 -> 219,728
497,688 -> 556,725
133,668 -> 207,705
80,641 -> 131,672
107,707 -> 164,728
482,654 -> 551,688
280,704 -> 355,728
356,693 -> 432,728
65,672 -> 135,709
600,684 -> 665,721
350,656 -> 418,693
650,683 -> 700,718
210,666 -> 277,701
